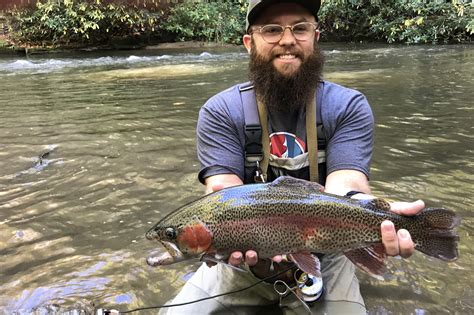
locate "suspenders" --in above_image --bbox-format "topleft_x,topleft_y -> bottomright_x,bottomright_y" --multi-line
240,84 -> 266,183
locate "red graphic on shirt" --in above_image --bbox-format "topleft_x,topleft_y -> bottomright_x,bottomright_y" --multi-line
270,132 -> 306,158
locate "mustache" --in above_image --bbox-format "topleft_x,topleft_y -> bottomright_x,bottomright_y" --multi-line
248,39 -> 324,113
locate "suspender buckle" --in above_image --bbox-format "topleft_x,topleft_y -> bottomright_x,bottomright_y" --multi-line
254,161 -> 266,183
244,125 -> 262,159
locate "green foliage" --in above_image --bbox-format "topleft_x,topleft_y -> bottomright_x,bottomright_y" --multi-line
4,0 -> 473,46
162,0 -> 247,44
319,0 -> 473,44
7,0 -> 163,47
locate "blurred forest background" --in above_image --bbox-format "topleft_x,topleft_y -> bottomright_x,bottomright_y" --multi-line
0,0 -> 472,49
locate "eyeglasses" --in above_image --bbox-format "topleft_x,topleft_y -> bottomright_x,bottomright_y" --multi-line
250,22 -> 318,44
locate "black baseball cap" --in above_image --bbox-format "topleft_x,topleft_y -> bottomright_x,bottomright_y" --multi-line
246,0 -> 321,31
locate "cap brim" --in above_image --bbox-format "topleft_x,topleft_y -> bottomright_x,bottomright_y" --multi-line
246,0 -> 321,31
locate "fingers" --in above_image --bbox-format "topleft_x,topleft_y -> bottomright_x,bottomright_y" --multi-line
272,255 -> 283,263
397,229 -> 415,258
381,221 -> 415,258
228,251 -> 243,266
389,199 -> 425,216
245,250 -> 258,266
228,250 -> 259,266
381,221 -> 399,256
381,199 -> 422,258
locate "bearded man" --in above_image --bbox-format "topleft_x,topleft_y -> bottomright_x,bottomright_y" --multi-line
161,1 -> 424,314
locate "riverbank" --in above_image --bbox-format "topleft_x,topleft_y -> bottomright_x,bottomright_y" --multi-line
0,35 -> 17,55
0,39 -> 238,56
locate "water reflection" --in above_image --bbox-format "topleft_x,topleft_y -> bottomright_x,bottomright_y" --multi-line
0,44 -> 472,314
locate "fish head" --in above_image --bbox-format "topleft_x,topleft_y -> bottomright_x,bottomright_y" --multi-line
146,217 -> 213,259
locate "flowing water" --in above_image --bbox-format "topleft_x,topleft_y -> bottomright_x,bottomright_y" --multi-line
0,44 -> 472,314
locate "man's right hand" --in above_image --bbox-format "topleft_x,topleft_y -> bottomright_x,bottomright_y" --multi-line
228,250 -> 285,266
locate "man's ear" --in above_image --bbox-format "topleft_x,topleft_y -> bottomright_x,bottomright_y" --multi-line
315,30 -> 321,42
243,34 -> 252,53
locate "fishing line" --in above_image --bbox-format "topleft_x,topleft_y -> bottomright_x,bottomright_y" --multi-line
116,265 -> 296,314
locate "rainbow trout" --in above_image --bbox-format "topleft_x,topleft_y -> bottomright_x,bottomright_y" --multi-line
146,176 -> 460,276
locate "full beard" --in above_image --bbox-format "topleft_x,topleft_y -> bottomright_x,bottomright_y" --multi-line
248,41 -> 324,113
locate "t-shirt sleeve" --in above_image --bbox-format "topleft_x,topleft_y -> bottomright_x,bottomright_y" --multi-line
196,95 -> 245,184
325,92 -> 374,178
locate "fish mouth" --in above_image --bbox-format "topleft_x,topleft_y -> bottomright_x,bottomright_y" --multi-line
145,227 -> 158,240
160,241 -> 184,258
146,241 -> 185,267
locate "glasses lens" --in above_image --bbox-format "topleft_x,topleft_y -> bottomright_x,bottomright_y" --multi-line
292,22 -> 314,41
260,25 -> 284,43
257,23 -> 316,43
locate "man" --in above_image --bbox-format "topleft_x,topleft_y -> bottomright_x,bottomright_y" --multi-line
162,0 -> 424,314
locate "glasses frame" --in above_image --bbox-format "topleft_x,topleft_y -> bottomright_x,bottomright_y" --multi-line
250,22 -> 319,44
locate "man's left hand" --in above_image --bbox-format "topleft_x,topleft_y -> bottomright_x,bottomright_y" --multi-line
381,200 -> 425,258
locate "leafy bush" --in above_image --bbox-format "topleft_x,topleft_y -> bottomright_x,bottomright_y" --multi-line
162,0 -> 247,44
319,0 -> 473,44
4,0 -> 473,46
7,0 -> 163,47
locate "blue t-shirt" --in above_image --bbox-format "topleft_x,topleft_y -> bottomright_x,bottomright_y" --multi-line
196,81 -> 374,184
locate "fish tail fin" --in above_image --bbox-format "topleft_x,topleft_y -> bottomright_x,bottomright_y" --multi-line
413,208 -> 461,262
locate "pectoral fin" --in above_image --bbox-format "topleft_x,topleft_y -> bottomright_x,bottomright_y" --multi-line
344,244 -> 387,280
288,252 -> 321,277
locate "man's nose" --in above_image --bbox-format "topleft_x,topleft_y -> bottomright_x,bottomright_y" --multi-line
279,27 -> 296,45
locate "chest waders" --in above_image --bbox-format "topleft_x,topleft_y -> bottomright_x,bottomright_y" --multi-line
239,84 -> 324,305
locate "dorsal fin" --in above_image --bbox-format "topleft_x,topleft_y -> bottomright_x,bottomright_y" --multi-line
269,176 -> 324,194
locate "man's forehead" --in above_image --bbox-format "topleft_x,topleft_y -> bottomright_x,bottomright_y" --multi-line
253,3 -> 315,25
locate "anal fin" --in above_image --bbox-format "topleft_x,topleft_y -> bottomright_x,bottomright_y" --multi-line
344,244 -> 387,280
288,252 -> 321,277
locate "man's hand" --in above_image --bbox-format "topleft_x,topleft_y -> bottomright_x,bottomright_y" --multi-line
381,199 -> 425,258
228,250 -> 258,266
227,250 -> 285,266
352,193 -> 425,258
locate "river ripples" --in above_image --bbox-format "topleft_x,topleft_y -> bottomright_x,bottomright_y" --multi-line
0,44 -> 472,314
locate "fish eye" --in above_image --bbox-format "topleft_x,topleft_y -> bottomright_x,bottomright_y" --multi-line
165,227 -> 177,239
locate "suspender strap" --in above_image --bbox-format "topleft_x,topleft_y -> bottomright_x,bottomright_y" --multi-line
257,99 -> 270,181
306,96 -> 319,183
241,86 -> 263,163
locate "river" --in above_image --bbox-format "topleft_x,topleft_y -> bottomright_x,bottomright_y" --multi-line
0,44 -> 472,314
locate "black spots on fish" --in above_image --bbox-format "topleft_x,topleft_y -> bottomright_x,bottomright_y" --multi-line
406,208 -> 460,262
415,230 -> 460,261
299,201 -> 382,252
359,198 -> 392,212
418,208 -> 461,230
145,227 -> 158,240
269,176 -> 324,194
